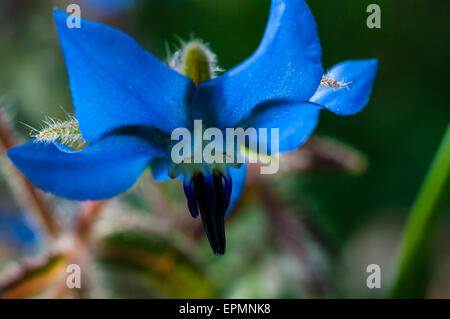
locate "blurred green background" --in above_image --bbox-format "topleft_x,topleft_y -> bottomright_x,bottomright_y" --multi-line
0,0 -> 449,298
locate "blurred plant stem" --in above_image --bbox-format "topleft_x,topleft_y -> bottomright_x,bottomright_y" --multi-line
49,200 -> 107,299
0,254 -> 68,298
0,200 -> 106,298
75,201 -> 106,241
246,162 -> 328,297
257,180 -> 327,297
240,136 -> 367,297
0,105 -> 59,237
389,123 -> 450,298
279,136 -> 368,175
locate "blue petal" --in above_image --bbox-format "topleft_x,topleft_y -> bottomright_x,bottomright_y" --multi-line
311,59 -> 378,115
242,101 -> 321,153
149,156 -> 186,182
53,9 -> 195,142
191,0 -> 322,128
149,157 -> 172,182
225,164 -> 247,217
7,135 -> 163,200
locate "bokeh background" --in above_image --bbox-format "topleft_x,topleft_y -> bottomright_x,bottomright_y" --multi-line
0,0 -> 449,298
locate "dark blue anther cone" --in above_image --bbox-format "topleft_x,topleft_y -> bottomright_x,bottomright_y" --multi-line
183,170 -> 233,255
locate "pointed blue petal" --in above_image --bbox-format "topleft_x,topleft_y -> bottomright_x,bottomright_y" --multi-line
311,59 -> 378,115
53,9 -> 195,142
243,101 -> 321,153
192,0 -> 322,128
225,164 -> 247,217
149,157 -> 172,182
7,135 -> 163,200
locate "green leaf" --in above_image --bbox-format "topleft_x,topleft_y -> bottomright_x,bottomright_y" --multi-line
389,124 -> 450,298
93,230 -> 217,298
0,254 -> 66,298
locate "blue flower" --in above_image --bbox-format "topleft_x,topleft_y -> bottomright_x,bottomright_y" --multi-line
8,0 -> 377,254
0,209 -> 41,252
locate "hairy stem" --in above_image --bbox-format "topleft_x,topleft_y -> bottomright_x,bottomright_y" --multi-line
0,106 -> 60,237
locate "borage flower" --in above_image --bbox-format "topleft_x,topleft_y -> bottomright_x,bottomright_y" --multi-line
0,209 -> 41,252
8,0 -> 377,254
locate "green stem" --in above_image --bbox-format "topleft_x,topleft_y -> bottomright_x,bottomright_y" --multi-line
389,123 -> 450,298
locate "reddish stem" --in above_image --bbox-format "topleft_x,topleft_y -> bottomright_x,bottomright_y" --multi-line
0,106 -> 60,237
